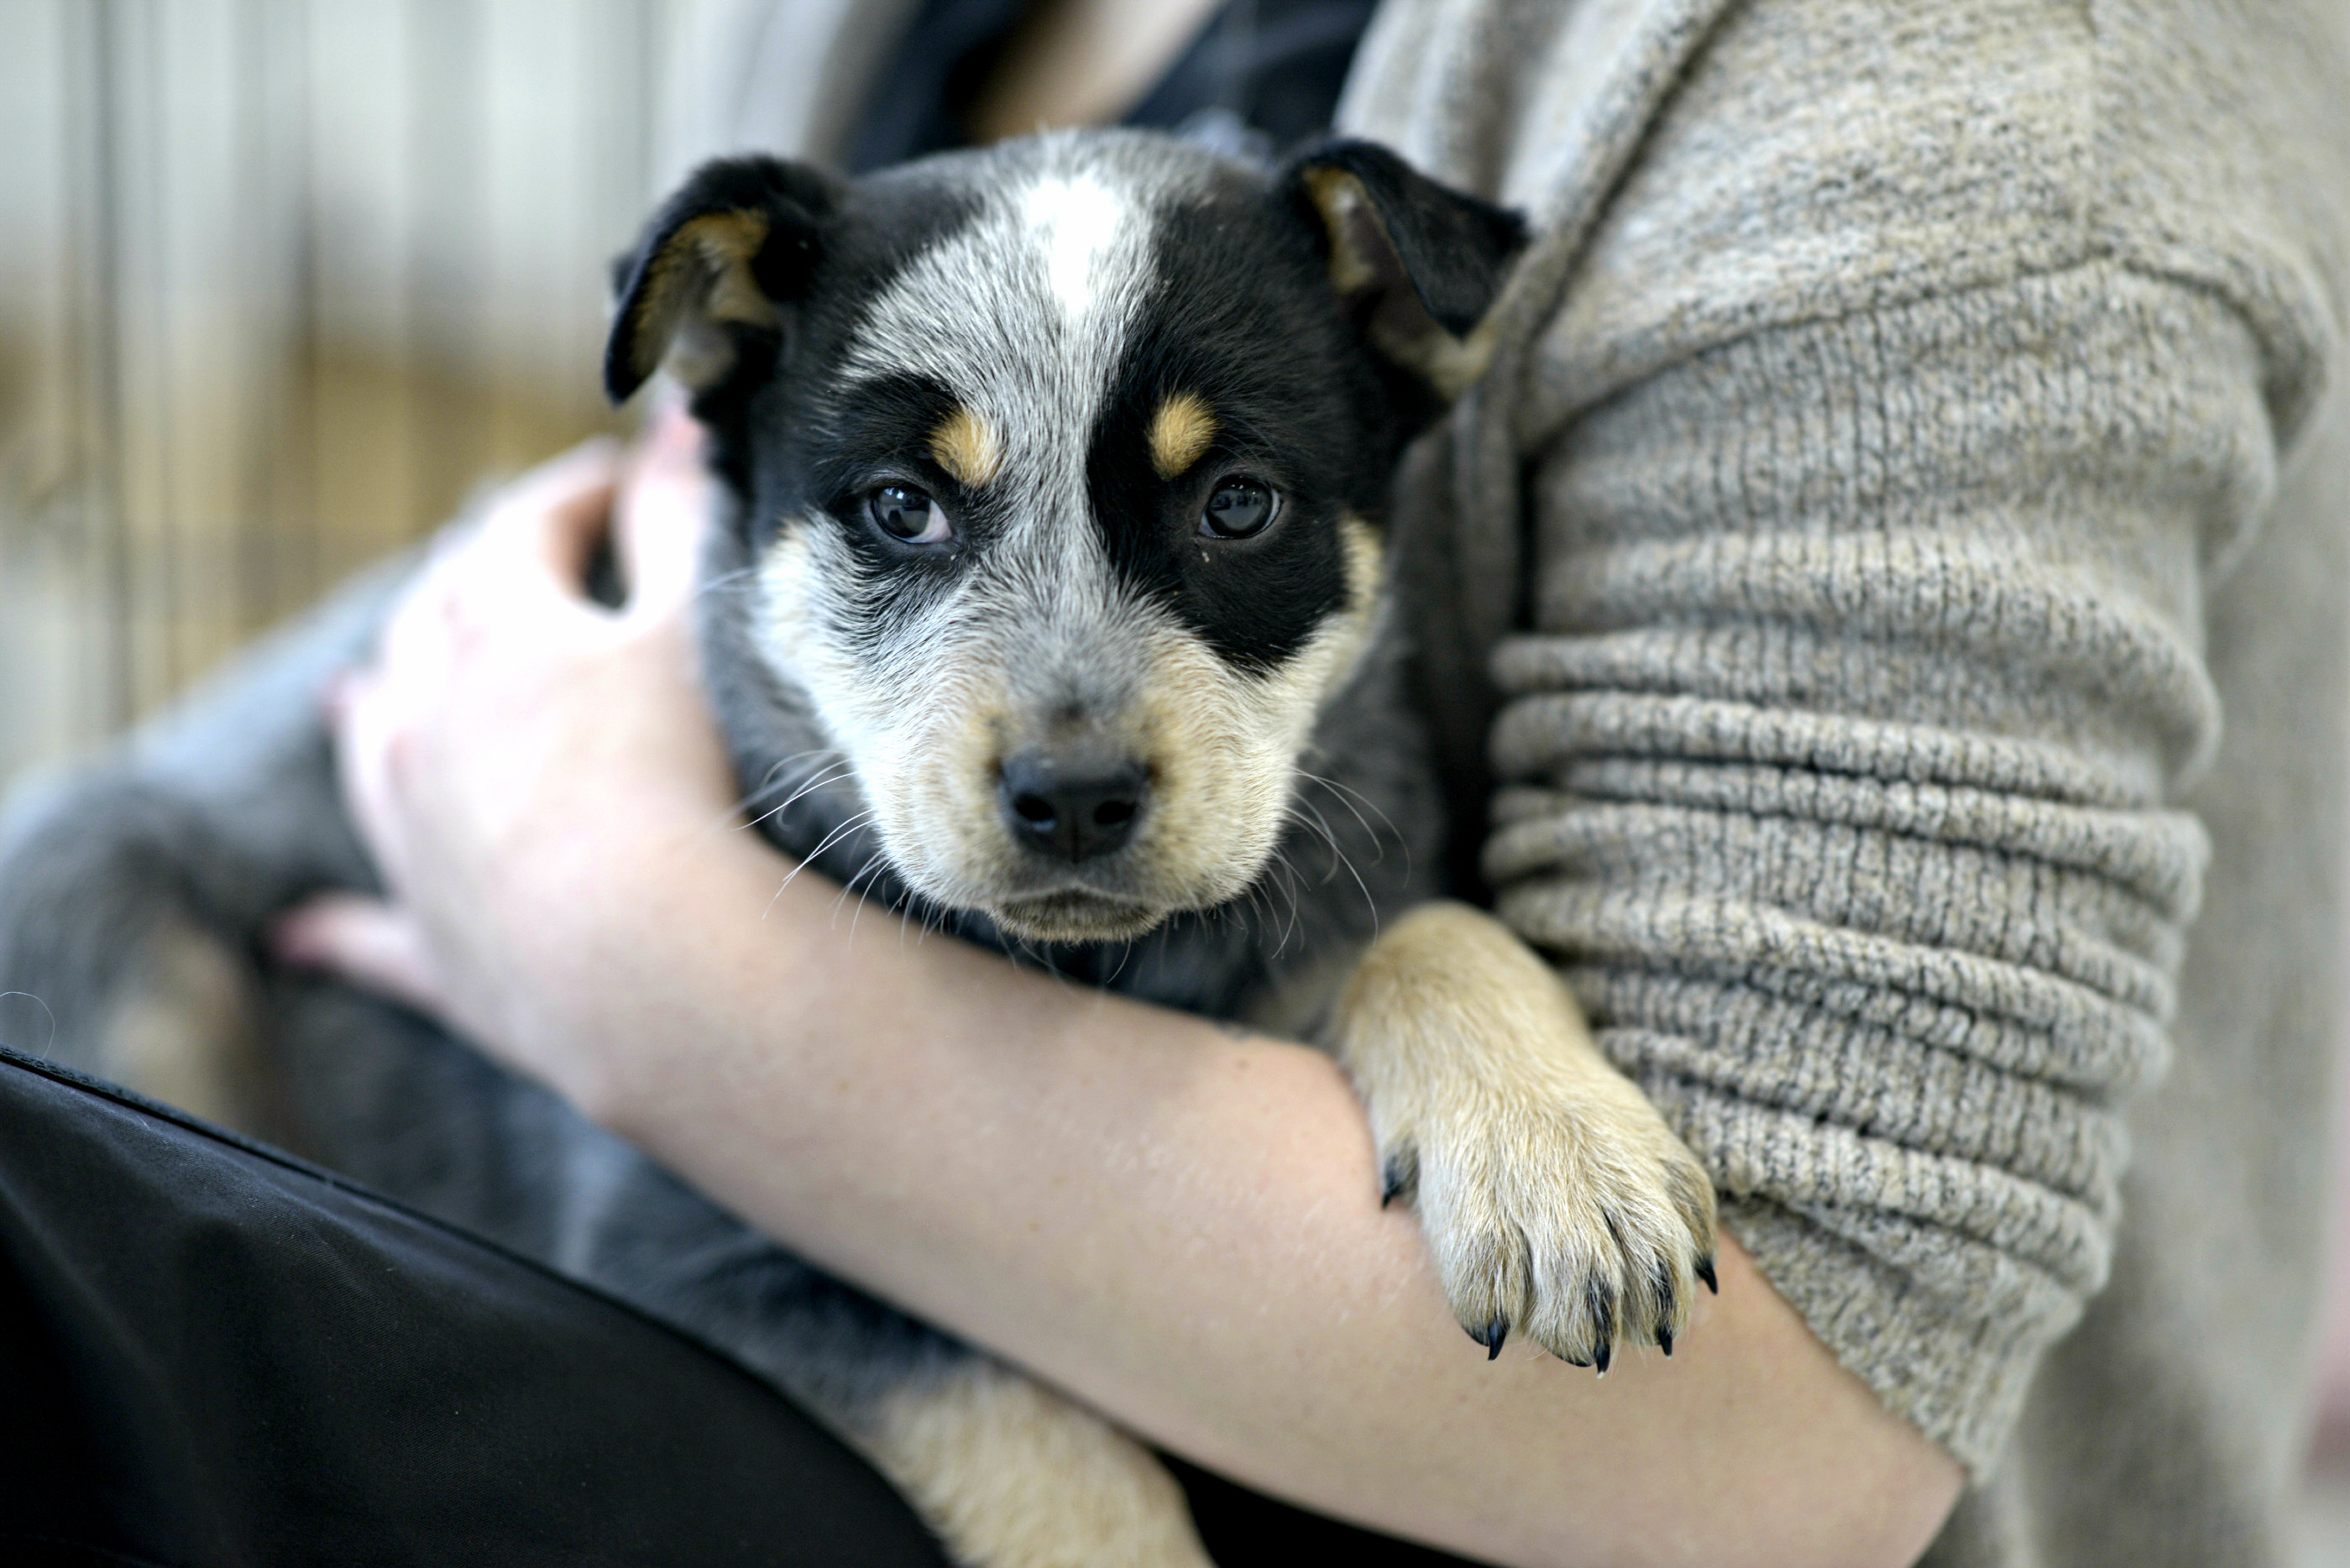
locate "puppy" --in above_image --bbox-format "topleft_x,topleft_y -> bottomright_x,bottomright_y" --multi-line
0,130 -> 1716,1566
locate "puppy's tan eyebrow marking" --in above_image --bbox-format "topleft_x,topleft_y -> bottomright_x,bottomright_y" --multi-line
1147,392 -> 1217,480
929,405 -> 1003,487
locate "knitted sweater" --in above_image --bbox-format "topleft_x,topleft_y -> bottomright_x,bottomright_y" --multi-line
669,1 -> 2350,1560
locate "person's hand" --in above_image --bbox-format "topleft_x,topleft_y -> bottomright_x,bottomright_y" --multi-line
274,408 -> 741,1100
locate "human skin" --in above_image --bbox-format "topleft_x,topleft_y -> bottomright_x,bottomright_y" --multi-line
279,418 -> 1964,1567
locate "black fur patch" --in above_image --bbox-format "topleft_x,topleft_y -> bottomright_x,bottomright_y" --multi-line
605,156 -> 844,404
1079,187 -> 1386,670
1280,139 -> 1529,338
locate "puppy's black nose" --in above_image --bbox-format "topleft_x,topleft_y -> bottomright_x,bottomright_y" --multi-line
999,751 -> 1149,863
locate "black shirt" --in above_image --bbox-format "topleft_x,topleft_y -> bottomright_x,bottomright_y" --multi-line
844,0 -> 1384,174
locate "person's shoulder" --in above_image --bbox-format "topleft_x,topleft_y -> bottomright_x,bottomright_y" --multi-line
1345,0 -> 2348,444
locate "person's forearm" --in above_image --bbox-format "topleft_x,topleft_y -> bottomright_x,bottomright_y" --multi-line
513,809 -> 1959,1567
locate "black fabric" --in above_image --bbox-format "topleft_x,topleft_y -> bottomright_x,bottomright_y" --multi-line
841,0 -> 1029,174
0,1042 -> 948,1568
1169,1456 -> 1491,1567
843,0 -> 1382,174
1123,0 -> 1384,157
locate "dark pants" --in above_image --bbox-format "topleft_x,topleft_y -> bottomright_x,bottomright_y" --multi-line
0,1043 -> 947,1567
0,1043 -> 1475,1567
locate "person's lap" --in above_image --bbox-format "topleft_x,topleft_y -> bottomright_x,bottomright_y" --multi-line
0,1042 -> 947,1568
0,1043 -> 1478,1566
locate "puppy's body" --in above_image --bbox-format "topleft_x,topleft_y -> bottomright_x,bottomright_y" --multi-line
0,132 -> 1713,1566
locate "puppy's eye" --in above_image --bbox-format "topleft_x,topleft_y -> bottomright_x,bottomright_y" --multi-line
1200,478 -> 1276,540
868,484 -> 950,545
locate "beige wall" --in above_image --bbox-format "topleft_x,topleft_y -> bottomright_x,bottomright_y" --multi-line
0,0 -> 693,787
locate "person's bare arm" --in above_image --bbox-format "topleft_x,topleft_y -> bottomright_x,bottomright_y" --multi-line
283,426 -> 1961,1567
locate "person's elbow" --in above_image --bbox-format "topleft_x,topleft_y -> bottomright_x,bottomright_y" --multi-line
1824,1424 -> 1965,1568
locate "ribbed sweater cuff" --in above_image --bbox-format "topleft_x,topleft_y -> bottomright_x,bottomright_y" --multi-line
1719,1195 -> 2065,1477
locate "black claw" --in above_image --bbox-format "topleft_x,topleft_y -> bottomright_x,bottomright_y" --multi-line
1696,1257 -> 1719,1296
1586,1275 -> 1617,1377
1379,1154 -> 1413,1209
1651,1269 -> 1677,1357
1586,1278 -> 1615,1344
1463,1318 -> 1509,1358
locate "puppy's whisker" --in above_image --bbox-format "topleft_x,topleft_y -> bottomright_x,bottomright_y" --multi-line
768,808 -> 880,915
748,761 -> 860,833
739,747 -> 846,808
1028,940 -> 1086,996
693,562 -> 764,603
835,849 -> 893,941
1338,849 -> 1382,938
1305,823 -> 1380,937
1238,881 -> 1271,938
1260,848 -> 1306,959
916,897 -> 950,946
735,757 -> 798,813
726,750 -> 851,834
1248,888 -> 1285,959
1298,769 -> 1400,866
719,760 -> 809,828
1284,800 -> 1346,887
741,770 -> 843,829
1282,857 -> 1308,954
1281,782 -> 1388,934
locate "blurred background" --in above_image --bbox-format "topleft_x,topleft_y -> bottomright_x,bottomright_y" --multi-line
1,2 -> 2347,1559
0,0 -> 683,785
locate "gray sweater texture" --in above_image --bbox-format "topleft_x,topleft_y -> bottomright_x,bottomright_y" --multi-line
676,1 -> 2350,1560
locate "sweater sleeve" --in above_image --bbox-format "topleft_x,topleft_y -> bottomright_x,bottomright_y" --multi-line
1485,264 -> 2243,1473
1343,0 -> 2347,1474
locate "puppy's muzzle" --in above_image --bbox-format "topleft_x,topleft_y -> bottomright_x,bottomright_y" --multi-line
998,749 -> 1150,864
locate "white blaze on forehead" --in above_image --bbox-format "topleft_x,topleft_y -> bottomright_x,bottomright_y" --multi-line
841,138 -> 1191,629
1023,174 -> 1128,321
843,143 -> 1165,411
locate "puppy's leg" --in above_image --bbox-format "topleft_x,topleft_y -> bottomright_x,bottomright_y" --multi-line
0,784 -> 288,1137
92,915 -> 271,1133
2,555 -> 406,1127
1333,901 -> 1717,1369
864,1359 -> 1212,1568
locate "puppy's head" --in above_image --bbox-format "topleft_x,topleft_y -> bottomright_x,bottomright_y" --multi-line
607,132 -> 1525,943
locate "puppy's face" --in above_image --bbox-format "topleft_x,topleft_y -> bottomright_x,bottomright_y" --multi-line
609,133 -> 1524,943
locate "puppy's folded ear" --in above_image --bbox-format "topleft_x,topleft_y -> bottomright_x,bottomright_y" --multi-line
604,156 -> 842,404
1280,141 -> 1530,408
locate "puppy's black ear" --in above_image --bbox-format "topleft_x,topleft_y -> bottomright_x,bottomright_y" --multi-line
604,155 -> 842,404
1280,140 -> 1529,405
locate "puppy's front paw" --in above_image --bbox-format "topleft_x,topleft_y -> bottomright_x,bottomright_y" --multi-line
1376,1069 -> 1717,1371
1335,903 -> 1718,1371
